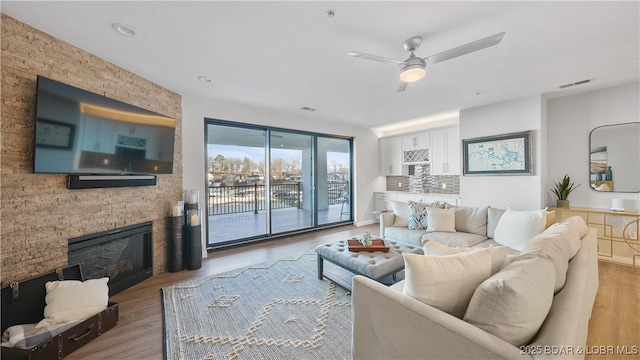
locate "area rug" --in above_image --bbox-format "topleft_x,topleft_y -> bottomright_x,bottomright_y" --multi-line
162,253 -> 352,360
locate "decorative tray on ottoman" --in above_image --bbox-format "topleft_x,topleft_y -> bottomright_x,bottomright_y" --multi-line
347,239 -> 390,252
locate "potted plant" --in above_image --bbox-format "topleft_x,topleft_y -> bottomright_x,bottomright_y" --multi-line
551,174 -> 580,208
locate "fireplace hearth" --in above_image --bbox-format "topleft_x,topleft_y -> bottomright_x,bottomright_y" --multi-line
68,222 -> 153,295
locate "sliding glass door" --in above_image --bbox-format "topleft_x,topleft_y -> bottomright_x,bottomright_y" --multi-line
270,131 -> 313,234
205,120 -> 352,248
317,137 -> 352,225
206,124 -> 267,244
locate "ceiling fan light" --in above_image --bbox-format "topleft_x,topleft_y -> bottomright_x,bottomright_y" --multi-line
400,65 -> 425,82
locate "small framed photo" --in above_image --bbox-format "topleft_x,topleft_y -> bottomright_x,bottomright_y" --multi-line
462,130 -> 533,176
35,118 -> 75,149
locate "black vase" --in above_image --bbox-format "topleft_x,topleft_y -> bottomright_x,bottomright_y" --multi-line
167,216 -> 184,272
185,224 -> 202,270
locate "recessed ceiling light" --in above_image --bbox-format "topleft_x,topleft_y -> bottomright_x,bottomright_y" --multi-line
198,76 -> 213,83
111,23 -> 138,37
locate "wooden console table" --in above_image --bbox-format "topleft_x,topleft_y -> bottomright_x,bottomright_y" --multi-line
551,207 -> 640,267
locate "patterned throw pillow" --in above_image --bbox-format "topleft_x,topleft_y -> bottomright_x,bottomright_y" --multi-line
407,201 -> 446,230
408,201 -> 428,230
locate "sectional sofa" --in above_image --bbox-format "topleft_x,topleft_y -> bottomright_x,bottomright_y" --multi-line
353,203 -> 599,359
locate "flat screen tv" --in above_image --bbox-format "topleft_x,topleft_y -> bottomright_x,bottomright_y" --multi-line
34,76 -> 176,175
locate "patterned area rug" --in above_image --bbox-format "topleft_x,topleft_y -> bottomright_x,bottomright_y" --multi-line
162,253 -> 352,360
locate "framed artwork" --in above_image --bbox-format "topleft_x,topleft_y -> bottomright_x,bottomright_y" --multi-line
462,130 -> 533,176
35,118 -> 75,149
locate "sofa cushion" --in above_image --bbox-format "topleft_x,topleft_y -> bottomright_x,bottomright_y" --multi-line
421,231 -> 488,248
521,221 -> 581,293
454,206 -> 489,236
487,207 -> 505,239
422,241 -> 509,275
384,227 -> 425,247
390,200 -> 410,227
493,208 -> 546,251
402,250 -> 492,318
463,252 -> 555,347
425,207 -> 456,233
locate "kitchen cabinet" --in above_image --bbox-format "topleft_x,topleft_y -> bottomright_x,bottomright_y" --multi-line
430,126 -> 460,175
401,131 -> 430,150
379,136 -> 406,175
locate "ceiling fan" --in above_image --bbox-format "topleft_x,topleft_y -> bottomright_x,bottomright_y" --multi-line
347,32 -> 505,92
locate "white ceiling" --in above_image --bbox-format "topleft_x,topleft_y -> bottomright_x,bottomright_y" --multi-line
2,1 -> 639,130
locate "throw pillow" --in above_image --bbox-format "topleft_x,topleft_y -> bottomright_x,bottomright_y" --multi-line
493,208 -> 546,251
390,201 -> 410,227
422,241 -> 509,275
426,207 -> 456,233
402,250 -> 492,318
36,278 -> 109,328
521,221 -> 581,293
487,207 -> 506,239
454,206 -> 489,236
407,201 -> 428,230
558,215 -> 589,238
463,253 -> 556,347
545,210 -> 556,228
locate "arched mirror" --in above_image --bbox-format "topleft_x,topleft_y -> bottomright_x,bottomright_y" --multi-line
589,122 -> 640,192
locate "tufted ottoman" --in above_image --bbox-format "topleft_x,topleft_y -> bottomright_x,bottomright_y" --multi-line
314,239 -> 423,287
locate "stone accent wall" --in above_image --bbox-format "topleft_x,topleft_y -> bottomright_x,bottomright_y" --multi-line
1,15 -> 183,285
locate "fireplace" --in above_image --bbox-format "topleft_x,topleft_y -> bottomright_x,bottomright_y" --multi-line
68,222 -> 153,295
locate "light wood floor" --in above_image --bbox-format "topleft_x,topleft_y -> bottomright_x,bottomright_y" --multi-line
66,224 -> 639,359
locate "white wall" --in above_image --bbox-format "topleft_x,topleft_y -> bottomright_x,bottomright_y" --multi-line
182,94 -> 384,246
459,95 -> 545,209
547,82 -> 640,210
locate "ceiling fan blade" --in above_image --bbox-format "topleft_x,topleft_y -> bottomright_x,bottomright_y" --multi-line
347,51 -> 406,65
397,82 -> 408,92
425,32 -> 505,65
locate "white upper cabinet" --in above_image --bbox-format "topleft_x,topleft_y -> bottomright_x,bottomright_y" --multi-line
379,136 -> 406,175
430,126 -> 460,175
401,131 -> 430,150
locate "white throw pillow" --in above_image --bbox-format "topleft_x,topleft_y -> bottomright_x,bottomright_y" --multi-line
522,221 -> 581,293
422,241 -> 509,275
402,250 -> 492,318
426,207 -> 456,233
390,201 -> 410,227
463,253 -> 556,347
493,208 -> 546,251
557,215 -> 589,238
36,278 -> 109,328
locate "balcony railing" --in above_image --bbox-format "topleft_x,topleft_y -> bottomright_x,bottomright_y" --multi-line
207,181 -> 348,216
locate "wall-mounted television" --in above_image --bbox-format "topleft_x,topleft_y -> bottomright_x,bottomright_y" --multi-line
34,76 -> 176,175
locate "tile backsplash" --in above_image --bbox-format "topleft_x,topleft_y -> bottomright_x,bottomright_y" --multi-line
386,164 -> 460,194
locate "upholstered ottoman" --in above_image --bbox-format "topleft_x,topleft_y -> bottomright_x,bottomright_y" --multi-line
314,240 -> 423,286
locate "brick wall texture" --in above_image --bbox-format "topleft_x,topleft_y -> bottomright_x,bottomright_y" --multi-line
1,14 -> 183,285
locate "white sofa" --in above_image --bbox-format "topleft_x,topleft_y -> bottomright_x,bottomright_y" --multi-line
380,204 -> 516,248
353,212 -> 599,359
